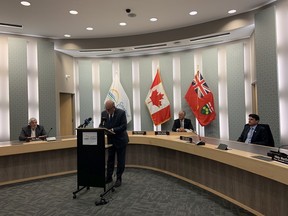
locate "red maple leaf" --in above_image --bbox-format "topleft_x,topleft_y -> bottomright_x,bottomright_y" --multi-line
150,90 -> 164,107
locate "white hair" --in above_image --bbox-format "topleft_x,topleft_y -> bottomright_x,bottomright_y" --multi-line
28,117 -> 37,124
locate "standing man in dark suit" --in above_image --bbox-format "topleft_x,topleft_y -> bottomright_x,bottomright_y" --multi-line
19,117 -> 47,141
100,100 -> 129,187
237,114 -> 270,146
172,110 -> 194,132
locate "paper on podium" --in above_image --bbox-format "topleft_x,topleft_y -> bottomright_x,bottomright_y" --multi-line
104,128 -> 115,135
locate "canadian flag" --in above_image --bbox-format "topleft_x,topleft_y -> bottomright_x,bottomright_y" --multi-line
145,69 -> 171,126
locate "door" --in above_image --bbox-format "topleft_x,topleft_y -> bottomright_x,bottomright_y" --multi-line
60,93 -> 74,136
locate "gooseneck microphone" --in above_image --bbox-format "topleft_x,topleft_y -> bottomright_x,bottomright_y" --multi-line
192,130 -> 206,145
277,145 -> 288,152
47,127 -> 53,137
78,117 -> 92,128
38,127 -> 52,141
45,127 -> 56,142
83,117 -> 92,127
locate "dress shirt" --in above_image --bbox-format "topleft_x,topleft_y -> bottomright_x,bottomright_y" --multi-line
180,120 -> 184,128
31,129 -> 36,137
245,126 -> 256,143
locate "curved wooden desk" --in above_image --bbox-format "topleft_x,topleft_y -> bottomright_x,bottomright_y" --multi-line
126,133 -> 288,216
0,133 -> 287,215
0,138 -> 77,185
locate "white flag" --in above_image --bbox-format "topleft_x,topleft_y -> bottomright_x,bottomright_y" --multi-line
104,74 -> 132,123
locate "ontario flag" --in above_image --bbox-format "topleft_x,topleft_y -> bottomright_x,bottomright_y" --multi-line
185,71 -> 216,126
145,69 -> 171,126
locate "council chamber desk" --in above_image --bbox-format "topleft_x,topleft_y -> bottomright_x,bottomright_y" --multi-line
0,132 -> 287,216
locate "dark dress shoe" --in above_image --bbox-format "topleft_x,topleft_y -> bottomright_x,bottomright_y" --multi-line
114,179 -> 121,187
105,177 -> 112,184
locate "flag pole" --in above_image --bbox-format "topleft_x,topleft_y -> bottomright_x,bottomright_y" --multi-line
196,68 -> 201,136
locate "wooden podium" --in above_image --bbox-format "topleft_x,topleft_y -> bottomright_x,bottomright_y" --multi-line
73,127 -> 114,201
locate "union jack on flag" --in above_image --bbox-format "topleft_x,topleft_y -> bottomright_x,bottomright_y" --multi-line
185,70 -> 216,126
192,71 -> 211,98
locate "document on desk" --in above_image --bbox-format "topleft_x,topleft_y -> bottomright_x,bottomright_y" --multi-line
82,132 -> 97,145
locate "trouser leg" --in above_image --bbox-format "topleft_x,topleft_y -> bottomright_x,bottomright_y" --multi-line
106,146 -> 116,178
116,144 -> 126,179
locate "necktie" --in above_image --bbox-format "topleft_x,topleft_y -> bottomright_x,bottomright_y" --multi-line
245,127 -> 254,143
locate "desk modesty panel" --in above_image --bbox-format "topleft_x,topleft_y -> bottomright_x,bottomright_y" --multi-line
127,134 -> 288,185
0,133 -> 287,215
126,134 -> 288,216
0,138 -> 77,185
0,133 -> 287,185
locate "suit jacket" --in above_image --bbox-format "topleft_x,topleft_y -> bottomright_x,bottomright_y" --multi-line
19,125 -> 47,141
100,108 -> 129,147
172,118 -> 194,132
237,124 -> 269,146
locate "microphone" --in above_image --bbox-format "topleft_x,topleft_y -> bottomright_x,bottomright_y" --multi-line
46,127 -> 56,142
47,127 -> 53,137
77,117 -> 93,128
192,130 -> 205,145
83,117 -> 92,127
39,127 -> 52,141
277,145 -> 288,152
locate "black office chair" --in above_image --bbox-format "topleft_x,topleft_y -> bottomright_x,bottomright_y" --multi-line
259,124 -> 275,147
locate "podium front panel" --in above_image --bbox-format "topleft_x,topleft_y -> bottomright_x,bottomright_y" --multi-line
76,128 -> 106,188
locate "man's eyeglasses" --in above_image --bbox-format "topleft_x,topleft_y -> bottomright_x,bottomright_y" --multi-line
106,107 -> 115,112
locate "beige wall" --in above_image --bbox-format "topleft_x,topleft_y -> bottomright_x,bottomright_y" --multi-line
55,52 -> 75,135
55,52 -> 75,94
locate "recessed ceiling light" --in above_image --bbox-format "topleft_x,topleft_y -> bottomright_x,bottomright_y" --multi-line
189,11 -> 198,16
21,1 -> 31,6
228,9 -> 236,14
86,27 -> 93,31
69,10 -> 78,15
119,22 -> 127,26
64,34 -> 71,38
150,18 -> 158,22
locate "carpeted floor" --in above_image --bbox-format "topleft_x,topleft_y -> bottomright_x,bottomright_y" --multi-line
0,168 -> 254,216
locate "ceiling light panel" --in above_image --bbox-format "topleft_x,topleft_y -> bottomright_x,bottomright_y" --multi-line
228,9 -> 237,14
21,1 -> 31,6
189,11 -> 198,16
69,10 -> 78,15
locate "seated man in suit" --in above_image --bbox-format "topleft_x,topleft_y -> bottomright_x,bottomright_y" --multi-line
172,110 -> 194,132
237,114 -> 270,146
19,117 -> 47,141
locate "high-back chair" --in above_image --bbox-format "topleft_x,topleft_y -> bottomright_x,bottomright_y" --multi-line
259,124 -> 275,147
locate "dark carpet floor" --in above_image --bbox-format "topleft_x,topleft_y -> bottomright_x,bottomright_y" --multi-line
0,168 -> 254,216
